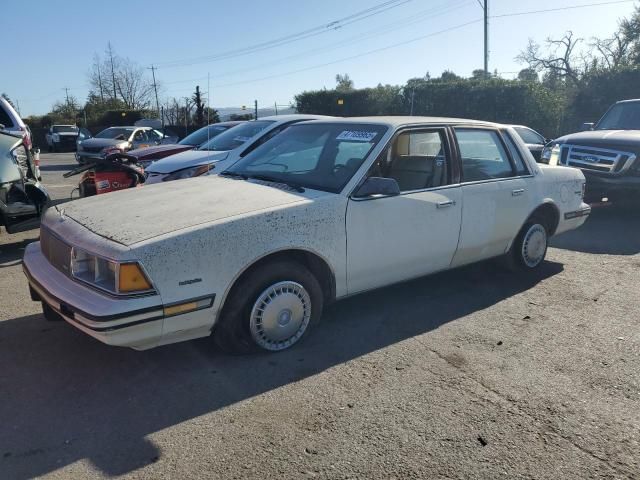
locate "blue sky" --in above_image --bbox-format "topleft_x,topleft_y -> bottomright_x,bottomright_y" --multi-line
4,0 -> 637,116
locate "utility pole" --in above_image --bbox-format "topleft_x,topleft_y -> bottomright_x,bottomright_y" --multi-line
483,0 -> 489,75
254,100 -> 258,120
274,102 -> 278,116
185,97 -> 189,136
63,87 -> 70,107
149,65 -> 161,119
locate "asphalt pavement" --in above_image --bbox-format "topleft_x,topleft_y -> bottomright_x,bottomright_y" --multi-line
0,152 -> 638,479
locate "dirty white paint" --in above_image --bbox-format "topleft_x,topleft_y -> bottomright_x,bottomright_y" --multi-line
27,118 -> 590,350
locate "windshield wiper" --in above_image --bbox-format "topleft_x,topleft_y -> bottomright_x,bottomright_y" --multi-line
219,171 -> 247,179
246,174 -> 305,193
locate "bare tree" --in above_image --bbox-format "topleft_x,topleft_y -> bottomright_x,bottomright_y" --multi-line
115,58 -> 154,110
88,44 -> 155,110
517,31 -> 584,86
591,33 -> 632,69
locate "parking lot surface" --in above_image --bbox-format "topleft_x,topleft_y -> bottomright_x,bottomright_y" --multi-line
1,153 -> 638,479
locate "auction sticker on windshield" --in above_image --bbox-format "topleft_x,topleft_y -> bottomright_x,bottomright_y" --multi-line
336,131 -> 378,142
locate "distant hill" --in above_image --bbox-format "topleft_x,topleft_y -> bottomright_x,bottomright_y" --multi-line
217,106 -> 296,120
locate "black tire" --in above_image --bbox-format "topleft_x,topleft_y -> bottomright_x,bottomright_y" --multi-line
214,260 -> 324,354
42,303 -> 63,322
510,219 -> 549,270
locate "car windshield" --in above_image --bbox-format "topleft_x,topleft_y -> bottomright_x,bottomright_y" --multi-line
95,127 -> 134,140
225,123 -> 388,193
53,126 -> 78,133
596,102 -> 640,130
198,120 -> 274,151
179,124 -> 231,146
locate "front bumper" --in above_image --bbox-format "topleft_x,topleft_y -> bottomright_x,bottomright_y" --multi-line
583,171 -> 640,199
23,242 -> 215,350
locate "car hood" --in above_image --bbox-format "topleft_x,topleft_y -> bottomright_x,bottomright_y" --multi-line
80,138 -> 128,149
128,144 -> 192,159
58,176 -> 329,246
144,149 -> 229,173
556,130 -> 640,150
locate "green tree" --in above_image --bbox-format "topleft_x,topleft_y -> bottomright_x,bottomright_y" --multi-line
335,73 -> 354,92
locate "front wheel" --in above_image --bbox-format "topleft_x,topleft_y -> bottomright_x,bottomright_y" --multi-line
511,221 -> 548,270
214,261 -> 323,354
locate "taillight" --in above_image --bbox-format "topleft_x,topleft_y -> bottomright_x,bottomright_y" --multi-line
19,127 -> 32,149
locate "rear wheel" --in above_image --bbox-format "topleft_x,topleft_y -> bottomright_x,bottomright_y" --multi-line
214,261 -> 323,354
511,221 -> 548,270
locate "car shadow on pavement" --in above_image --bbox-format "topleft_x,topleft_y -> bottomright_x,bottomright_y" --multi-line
550,203 -> 640,255
0,260 -> 562,478
0,238 -> 35,268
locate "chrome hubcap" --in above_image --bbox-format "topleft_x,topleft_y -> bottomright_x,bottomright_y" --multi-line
522,224 -> 547,268
249,281 -> 311,351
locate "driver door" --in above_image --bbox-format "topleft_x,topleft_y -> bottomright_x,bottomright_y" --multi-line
346,128 -> 462,294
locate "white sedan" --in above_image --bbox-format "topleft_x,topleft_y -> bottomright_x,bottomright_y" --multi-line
23,117 -> 590,353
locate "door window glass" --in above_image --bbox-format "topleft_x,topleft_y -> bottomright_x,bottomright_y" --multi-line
503,132 -> 530,176
456,129 -> 514,182
371,130 -> 448,192
134,130 -> 148,142
513,127 -> 545,145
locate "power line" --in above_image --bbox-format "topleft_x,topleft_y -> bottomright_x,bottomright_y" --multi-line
210,19 -> 482,89
162,1 -> 472,95
491,0 -> 634,18
154,0 -> 413,68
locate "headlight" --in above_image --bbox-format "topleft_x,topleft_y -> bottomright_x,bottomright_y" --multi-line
162,164 -> 212,182
541,143 -> 559,164
71,246 -> 153,295
52,134 -> 60,142
548,145 -> 561,166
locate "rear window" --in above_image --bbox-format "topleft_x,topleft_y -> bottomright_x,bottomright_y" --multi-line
0,106 -> 14,128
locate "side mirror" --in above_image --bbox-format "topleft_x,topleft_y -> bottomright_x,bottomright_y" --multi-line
581,122 -> 595,131
354,177 -> 400,198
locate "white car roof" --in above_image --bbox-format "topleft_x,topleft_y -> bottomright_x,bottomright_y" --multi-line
296,116 -> 505,128
258,114 -> 335,123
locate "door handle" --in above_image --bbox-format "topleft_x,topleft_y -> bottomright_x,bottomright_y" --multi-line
512,189 -> 525,196
437,200 -> 455,209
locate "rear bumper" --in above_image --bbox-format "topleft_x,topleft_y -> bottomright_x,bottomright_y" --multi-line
555,203 -> 591,235
23,242 -> 215,350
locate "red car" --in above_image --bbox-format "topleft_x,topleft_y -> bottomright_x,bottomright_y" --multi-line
128,121 -> 244,168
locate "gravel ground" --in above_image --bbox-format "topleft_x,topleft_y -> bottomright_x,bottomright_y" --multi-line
0,152 -> 638,479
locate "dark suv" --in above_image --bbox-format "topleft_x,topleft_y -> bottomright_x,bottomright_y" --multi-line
542,99 -> 640,203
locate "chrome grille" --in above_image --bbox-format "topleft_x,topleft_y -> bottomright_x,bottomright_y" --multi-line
82,146 -> 103,154
559,144 -> 636,174
40,227 -> 72,275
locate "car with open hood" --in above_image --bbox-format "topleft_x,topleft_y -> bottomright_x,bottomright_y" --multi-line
23,117 -> 589,353
1,131 -> 50,234
127,121 -> 245,169
143,115 -> 333,184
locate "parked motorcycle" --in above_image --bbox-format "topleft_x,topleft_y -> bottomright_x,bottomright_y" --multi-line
64,152 -> 146,198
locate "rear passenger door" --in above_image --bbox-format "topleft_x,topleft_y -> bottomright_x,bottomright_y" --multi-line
451,128 -> 534,267
346,127 -> 462,294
